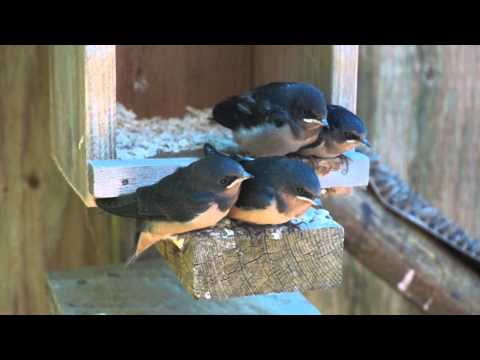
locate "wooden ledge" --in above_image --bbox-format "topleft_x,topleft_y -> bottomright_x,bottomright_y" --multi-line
154,208 -> 343,300
47,257 -> 321,315
88,151 -> 370,200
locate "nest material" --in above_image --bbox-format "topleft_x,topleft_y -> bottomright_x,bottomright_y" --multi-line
115,104 -> 237,160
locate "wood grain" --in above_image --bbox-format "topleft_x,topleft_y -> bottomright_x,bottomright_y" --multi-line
307,45 -> 480,315
0,46 -> 133,314
305,252 -> 421,315
47,257 -> 320,315
321,188 -> 480,314
49,45 -> 116,207
358,45 -> 480,241
116,45 -> 253,118
154,209 -> 343,300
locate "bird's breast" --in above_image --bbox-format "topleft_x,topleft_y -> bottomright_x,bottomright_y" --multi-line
147,203 -> 229,237
229,201 -> 292,225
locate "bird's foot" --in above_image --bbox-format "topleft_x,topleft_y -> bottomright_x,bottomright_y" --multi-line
287,221 -> 304,232
338,154 -> 352,175
168,236 -> 185,251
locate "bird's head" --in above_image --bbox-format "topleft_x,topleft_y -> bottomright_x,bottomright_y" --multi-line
294,83 -> 329,131
259,157 -> 321,206
327,104 -> 370,149
196,144 -> 253,194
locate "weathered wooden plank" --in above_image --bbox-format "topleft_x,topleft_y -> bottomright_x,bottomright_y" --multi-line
47,257 -> 321,315
253,45 -> 358,110
0,46 -> 131,314
89,151 -> 369,199
308,45 -> 480,315
154,208 -> 343,300
304,252 -> 422,315
49,45 -> 116,207
116,45 -> 253,118
88,158 -> 197,198
322,188 -> 480,314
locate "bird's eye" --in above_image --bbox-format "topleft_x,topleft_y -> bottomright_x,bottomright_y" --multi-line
296,187 -> 306,195
220,176 -> 238,187
344,132 -> 357,140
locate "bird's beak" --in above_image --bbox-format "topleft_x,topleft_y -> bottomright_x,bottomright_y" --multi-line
360,138 -> 371,147
296,196 -> 316,205
227,172 -> 254,189
303,118 -> 329,127
241,171 -> 254,180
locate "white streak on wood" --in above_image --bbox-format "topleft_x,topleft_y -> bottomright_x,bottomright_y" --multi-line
397,269 -> 415,292
423,297 -> 433,311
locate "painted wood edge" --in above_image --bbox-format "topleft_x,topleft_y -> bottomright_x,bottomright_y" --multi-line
331,45 -> 359,112
88,153 -> 370,200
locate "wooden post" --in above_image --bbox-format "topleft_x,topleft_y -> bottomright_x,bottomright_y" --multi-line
322,188 -> 480,314
154,209 -> 343,300
49,45 -> 116,207
0,46 -> 131,314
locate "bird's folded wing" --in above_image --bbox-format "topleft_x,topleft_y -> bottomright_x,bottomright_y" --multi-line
235,181 -> 275,210
95,193 -> 140,218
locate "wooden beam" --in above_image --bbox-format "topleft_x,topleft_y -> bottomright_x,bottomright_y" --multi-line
322,189 -> 480,314
153,208 -> 343,300
89,151 -> 369,199
47,257 -> 321,315
49,45 -> 116,207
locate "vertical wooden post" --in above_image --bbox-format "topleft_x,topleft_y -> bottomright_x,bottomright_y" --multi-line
0,46 -> 131,314
49,45 -> 116,207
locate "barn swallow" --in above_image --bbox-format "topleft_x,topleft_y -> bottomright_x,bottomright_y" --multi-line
212,82 -> 329,157
96,146 -> 252,265
298,104 -> 370,159
225,156 -> 322,226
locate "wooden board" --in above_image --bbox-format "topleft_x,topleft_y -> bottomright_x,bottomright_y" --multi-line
0,46 -> 132,314
49,45 -> 116,207
47,257 -> 321,315
116,45 -> 253,118
253,45 -> 358,111
153,208 -> 343,300
304,251 -> 422,315
358,45 -> 480,248
89,151 -> 369,199
322,188 -> 480,314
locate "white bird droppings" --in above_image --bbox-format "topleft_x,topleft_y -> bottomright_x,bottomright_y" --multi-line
397,269 -> 415,292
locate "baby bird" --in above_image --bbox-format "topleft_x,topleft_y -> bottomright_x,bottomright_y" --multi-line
96,146 -> 252,265
212,82 -> 329,157
203,143 -> 322,225
298,104 -> 370,159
